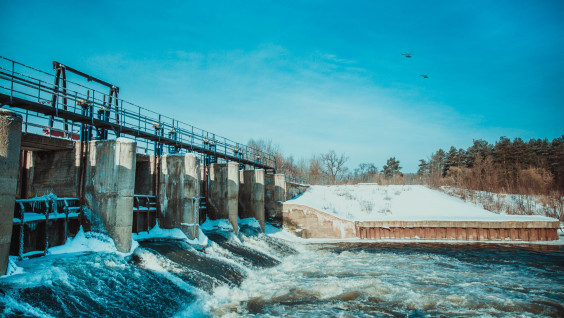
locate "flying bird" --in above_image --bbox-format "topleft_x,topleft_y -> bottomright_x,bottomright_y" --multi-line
401,52 -> 413,58
420,74 -> 429,78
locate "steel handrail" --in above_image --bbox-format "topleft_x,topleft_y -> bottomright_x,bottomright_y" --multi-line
0,56 -> 276,169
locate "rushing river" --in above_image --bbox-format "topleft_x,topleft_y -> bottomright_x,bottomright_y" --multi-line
1,227 -> 563,317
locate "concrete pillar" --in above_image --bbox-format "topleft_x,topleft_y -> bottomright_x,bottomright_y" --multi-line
0,110 -> 22,275
85,138 -> 136,252
239,169 -> 265,231
208,163 -> 239,233
158,153 -> 200,239
265,173 -> 286,225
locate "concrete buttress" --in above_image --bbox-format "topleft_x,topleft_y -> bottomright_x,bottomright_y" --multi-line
239,169 -> 265,231
265,173 -> 286,225
85,139 -> 136,252
208,163 -> 239,233
0,109 -> 22,275
158,153 -> 200,239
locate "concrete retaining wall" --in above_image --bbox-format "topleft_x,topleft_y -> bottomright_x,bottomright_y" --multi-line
282,204 -> 357,239
286,182 -> 309,200
0,110 -> 22,275
84,139 -> 136,252
239,169 -> 265,231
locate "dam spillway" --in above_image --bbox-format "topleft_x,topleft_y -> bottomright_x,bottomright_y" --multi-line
1,229 -> 563,317
0,57 -> 286,275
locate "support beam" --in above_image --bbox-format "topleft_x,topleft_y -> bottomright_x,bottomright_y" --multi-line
239,169 -> 265,231
158,153 -> 201,239
0,109 -> 22,275
208,163 -> 239,233
84,138 -> 136,252
265,173 -> 286,225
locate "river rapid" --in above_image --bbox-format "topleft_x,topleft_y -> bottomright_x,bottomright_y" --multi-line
1,227 -> 563,317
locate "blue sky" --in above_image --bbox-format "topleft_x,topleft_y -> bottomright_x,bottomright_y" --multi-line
2,0 -> 563,172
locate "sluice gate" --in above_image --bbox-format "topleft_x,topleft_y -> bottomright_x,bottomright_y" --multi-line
132,195 -> 158,234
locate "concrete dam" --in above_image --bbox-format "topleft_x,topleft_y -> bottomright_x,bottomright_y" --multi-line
0,57 -> 287,275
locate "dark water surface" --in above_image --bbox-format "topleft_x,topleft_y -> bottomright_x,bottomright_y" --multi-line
1,232 -> 563,317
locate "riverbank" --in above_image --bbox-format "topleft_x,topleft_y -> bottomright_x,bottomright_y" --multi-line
283,185 -> 561,241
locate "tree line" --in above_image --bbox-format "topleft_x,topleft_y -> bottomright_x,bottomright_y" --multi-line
417,136 -> 564,195
248,139 -> 407,185
250,135 -> 563,196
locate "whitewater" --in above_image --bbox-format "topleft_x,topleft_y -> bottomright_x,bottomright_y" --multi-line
1,222 -> 563,317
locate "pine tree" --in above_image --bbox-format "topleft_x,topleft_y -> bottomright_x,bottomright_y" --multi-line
465,139 -> 492,168
444,146 -> 458,176
417,159 -> 429,175
493,136 -> 512,190
548,136 -> 564,192
382,157 -> 402,179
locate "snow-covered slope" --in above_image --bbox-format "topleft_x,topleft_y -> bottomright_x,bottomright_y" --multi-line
286,184 -> 557,222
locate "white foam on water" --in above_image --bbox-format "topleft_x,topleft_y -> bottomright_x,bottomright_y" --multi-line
133,248 -> 206,300
3,217 -> 562,317
203,242 -> 252,276
191,239 -> 564,317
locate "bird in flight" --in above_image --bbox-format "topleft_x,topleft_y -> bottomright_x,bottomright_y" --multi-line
401,52 -> 413,58
420,74 -> 429,78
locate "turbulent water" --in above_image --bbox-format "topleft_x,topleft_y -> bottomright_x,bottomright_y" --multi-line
1,227 -> 563,317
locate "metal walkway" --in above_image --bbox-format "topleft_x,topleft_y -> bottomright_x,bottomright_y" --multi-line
0,57 -> 276,170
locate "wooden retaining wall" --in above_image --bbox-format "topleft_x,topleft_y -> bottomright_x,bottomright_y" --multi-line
356,226 -> 559,241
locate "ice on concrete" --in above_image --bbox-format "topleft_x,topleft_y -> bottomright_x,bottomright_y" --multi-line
116,137 -> 135,144
48,226 -> 121,255
200,218 -> 235,232
1,256 -> 25,278
239,217 -> 261,229
133,220 -> 208,247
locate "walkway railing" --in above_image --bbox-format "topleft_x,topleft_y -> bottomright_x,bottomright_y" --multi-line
13,197 -> 81,258
0,56 -> 276,170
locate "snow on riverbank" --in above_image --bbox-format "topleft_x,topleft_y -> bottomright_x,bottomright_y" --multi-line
440,186 -> 563,221
286,184 -> 558,222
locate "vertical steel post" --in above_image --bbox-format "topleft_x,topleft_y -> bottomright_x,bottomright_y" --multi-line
18,218 -> 24,260
49,66 -> 62,127
44,200 -> 50,256
61,68 -> 69,135
64,203 -> 69,243
10,61 -> 14,104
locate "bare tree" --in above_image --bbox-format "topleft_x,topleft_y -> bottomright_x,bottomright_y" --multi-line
320,150 -> 349,184
308,155 -> 323,184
